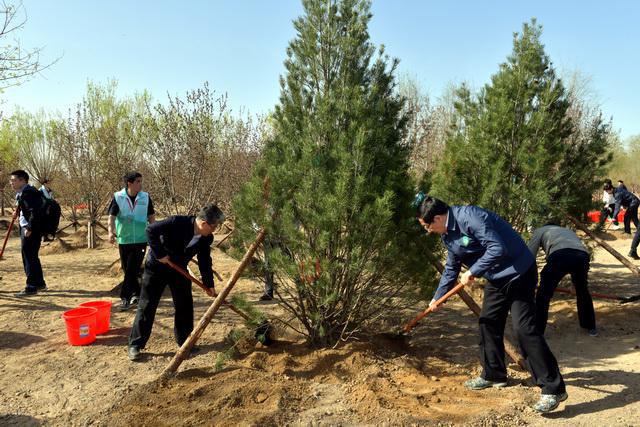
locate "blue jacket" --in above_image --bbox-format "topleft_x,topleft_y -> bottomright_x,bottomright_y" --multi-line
433,206 -> 535,300
146,215 -> 215,288
612,187 -> 639,219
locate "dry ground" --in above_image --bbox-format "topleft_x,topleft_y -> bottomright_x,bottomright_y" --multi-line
0,218 -> 638,426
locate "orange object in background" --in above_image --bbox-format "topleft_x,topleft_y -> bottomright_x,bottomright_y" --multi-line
586,210 -> 625,223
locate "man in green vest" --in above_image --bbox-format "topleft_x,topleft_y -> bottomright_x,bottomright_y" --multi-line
108,171 -> 156,311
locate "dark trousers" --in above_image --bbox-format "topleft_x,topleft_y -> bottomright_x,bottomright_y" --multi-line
128,267 -> 194,349
536,249 -> 595,333
118,243 -> 147,301
623,203 -> 639,234
21,228 -> 46,291
479,263 -> 565,395
599,204 -> 616,226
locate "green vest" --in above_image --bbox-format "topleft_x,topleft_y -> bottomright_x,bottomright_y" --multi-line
114,189 -> 150,245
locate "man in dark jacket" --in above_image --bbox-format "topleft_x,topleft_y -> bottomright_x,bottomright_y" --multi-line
607,183 -> 639,235
416,195 -> 566,413
127,204 -> 224,361
605,183 -> 640,258
10,170 -> 48,297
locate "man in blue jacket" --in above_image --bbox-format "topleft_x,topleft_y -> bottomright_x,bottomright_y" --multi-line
605,183 -> 640,259
416,195 -> 566,413
127,204 -> 223,361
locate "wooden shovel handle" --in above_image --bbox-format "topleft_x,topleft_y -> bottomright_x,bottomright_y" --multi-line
403,282 -> 466,333
166,259 -> 250,322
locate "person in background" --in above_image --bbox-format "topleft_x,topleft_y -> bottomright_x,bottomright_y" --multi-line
606,183 -> 639,233
108,172 -> 156,311
599,179 -> 618,230
528,224 -> 597,336
39,178 -> 54,200
9,170 -> 48,297
605,182 -> 640,258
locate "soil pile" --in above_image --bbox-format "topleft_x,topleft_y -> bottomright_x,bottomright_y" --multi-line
108,338 -> 522,426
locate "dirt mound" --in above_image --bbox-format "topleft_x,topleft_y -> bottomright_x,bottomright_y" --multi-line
106,339 -> 518,426
40,237 -> 74,255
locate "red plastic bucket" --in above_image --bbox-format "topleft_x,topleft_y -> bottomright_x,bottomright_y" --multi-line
62,307 -> 98,346
79,300 -> 112,335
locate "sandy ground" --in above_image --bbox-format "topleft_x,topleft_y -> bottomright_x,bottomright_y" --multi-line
0,218 -> 638,426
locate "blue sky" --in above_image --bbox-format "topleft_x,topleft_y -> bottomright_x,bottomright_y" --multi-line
2,1 -> 639,140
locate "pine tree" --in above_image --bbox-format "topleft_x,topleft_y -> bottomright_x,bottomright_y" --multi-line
432,19 -> 612,230
233,0 -> 438,347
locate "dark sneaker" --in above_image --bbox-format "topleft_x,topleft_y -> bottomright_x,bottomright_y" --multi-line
628,251 -> 640,260
128,346 -> 141,361
464,377 -> 508,390
36,284 -> 48,291
588,328 -> 599,337
129,296 -> 139,306
532,392 -> 568,413
15,289 -> 38,297
259,293 -> 273,301
119,298 -> 131,312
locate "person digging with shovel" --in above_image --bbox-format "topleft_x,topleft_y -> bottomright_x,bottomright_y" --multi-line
415,194 -> 567,413
527,222 -> 597,337
127,204 -> 223,361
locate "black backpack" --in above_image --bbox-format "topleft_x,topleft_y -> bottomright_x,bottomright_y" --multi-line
41,196 -> 62,237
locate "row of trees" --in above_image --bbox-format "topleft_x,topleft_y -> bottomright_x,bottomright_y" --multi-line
233,5 -> 618,346
609,135 -> 640,193
1,0 -> 622,347
0,80 -> 266,241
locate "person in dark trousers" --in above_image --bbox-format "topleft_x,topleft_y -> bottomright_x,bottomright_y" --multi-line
415,194 -> 567,413
9,170 -> 48,296
127,204 -> 223,361
605,183 -> 640,258
599,179 -> 618,229
528,224 -> 597,336
108,172 -> 156,311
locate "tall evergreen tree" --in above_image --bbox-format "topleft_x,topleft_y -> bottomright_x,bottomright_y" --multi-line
233,0 -> 438,347
432,19 -> 612,230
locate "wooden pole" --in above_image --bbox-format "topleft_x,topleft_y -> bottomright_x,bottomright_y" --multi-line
215,229 -> 234,248
167,260 -> 252,323
161,228 -> 266,378
0,208 -> 18,260
567,215 -> 640,277
424,249 -> 527,370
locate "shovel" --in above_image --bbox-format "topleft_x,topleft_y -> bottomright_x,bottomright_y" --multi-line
403,282 -> 466,333
555,286 -> 640,304
0,208 -> 19,260
166,259 -> 273,344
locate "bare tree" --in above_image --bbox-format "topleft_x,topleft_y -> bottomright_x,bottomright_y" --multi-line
0,1 -> 58,90
146,82 -> 265,215
52,80 -> 149,247
399,76 -> 454,182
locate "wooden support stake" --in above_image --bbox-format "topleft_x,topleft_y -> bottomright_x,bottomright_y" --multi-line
160,228 -> 266,378
215,229 -> 234,247
567,215 -> 640,277
0,208 -> 18,260
425,250 -> 527,370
